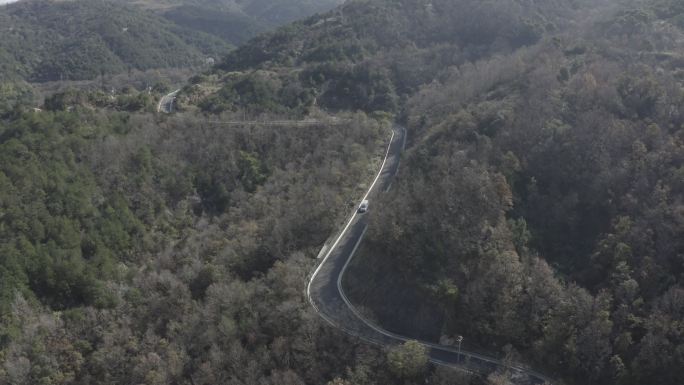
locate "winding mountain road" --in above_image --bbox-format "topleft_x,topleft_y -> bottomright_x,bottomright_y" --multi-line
307,125 -> 552,385
158,89 -> 180,113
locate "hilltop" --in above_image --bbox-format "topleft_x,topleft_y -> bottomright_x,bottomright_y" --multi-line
0,0 -> 231,82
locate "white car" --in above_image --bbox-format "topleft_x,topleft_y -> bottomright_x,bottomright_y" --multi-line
358,200 -> 369,213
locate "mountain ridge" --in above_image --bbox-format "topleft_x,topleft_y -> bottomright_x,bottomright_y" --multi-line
0,0 -> 231,82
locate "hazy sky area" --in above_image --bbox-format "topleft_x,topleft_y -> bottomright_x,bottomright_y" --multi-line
0,0 -> 19,4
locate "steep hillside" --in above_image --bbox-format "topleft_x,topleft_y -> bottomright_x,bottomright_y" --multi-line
178,0 -> 684,383
341,0 -> 684,384
0,103 -> 398,384
2,0 -> 684,385
0,0 -> 231,82
191,0 -> 608,116
127,0 -> 345,45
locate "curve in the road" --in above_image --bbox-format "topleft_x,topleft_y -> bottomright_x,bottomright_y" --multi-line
307,125 -> 553,385
157,89 -> 180,113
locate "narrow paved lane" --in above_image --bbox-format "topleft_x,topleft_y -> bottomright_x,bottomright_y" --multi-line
158,89 -> 180,113
307,125 -> 552,385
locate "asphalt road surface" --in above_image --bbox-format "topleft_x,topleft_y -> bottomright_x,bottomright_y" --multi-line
307,125 -> 552,385
158,89 -> 180,113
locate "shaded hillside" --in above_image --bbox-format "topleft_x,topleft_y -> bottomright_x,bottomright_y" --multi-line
193,0 -> 605,115
0,103 -> 399,383
0,0 -> 231,82
2,0 -> 684,385
127,0 -> 345,45
162,5 -> 264,44
342,0 -> 684,384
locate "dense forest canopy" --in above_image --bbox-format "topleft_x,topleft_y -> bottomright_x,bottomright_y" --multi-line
194,0 -> 618,115
341,1 -> 684,384
1,0 -> 684,384
129,0 -> 345,45
0,0 -> 232,82
0,105 -> 399,383
0,0 -> 343,83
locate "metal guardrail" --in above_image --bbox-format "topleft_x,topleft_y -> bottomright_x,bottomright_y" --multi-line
306,125 -> 555,385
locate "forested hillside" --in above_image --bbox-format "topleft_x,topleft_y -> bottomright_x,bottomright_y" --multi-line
340,0 -> 684,384
193,0 -> 609,115
0,0 -> 231,82
130,0 -> 345,45
2,0 -> 684,384
0,103 -> 405,383
0,0 -> 344,83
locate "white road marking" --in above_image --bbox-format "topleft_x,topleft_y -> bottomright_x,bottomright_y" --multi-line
306,125 -> 553,384
307,128 -> 395,306
157,89 -> 180,113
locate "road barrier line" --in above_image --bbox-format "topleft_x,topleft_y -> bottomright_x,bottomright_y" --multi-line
306,124 -> 553,384
307,127 -> 395,304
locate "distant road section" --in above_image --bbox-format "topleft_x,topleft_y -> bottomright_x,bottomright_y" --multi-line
158,89 -> 180,113
307,125 -> 553,385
